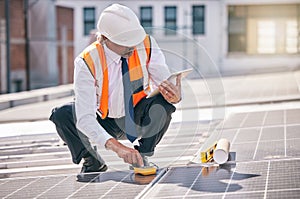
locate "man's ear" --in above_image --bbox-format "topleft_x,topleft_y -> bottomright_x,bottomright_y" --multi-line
102,35 -> 108,40
99,35 -> 108,44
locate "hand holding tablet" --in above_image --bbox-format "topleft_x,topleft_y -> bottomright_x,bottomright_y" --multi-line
147,68 -> 193,98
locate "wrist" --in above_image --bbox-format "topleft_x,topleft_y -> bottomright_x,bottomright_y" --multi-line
105,138 -> 118,151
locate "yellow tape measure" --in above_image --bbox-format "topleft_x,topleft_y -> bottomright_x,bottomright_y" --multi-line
200,142 -> 217,163
133,166 -> 157,176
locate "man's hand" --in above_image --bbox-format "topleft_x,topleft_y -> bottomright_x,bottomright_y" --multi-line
159,74 -> 182,104
105,138 -> 144,167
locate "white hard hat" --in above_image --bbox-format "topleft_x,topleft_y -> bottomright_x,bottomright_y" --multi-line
97,4 -> 146,47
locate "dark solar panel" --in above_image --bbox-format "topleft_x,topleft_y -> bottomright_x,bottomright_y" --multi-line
142,108 -> 300,198
143,159 -> 300,198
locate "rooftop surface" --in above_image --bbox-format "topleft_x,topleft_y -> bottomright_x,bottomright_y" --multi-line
0,71 -> 300,198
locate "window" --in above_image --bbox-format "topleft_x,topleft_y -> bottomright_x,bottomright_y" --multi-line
228,6 -> 247,53
140,6 -> 153,34
192,5 -> 205,35
164,6 -> 177,35
257,21 -> 275,54
83,7 -> 95,36
228,4 -> 300,54
286,20 -> 298,53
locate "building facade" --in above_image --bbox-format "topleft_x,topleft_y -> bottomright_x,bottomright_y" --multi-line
1,0 -> 300,93
56,0 -> 300,78
0,0 -> 74,93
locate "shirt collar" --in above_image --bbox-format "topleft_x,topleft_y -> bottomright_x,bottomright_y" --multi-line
103,44 -> 121,66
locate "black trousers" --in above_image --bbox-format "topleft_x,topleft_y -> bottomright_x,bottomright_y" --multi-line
49,94 -> 176,164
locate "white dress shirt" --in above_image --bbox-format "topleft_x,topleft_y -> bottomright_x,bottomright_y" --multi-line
74,36 -> 171,149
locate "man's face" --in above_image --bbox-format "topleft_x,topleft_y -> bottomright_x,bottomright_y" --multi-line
105,39 -> 135,58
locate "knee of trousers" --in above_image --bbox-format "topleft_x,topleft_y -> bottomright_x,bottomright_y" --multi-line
49,103 -> 75,125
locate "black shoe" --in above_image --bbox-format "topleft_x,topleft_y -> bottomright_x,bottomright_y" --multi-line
77,172 -> 101,183
80,155 -> 108,173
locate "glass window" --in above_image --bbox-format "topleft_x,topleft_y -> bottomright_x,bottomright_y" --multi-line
164,6 -> 177,35
228,4 -> 300,54
192,5 -> 205,35
140,6 -> 153,34
228,6 -> 247,53
286,20 -> 298,53
257,21 -> 275,54
84,7 -> 95,36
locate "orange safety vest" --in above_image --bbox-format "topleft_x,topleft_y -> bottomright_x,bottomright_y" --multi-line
79,35 -> 151,119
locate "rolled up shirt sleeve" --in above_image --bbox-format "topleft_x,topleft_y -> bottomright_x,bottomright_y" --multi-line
147,36 -> 173,87
74,57 -> 113,148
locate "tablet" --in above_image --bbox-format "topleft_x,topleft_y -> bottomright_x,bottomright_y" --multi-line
147,68 -> 193,98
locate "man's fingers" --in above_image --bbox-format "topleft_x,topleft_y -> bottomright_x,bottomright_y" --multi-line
113,141 -> 144,167
158,78 -> 182,104
136,153 -> 144,167
160,82 -> 175,95
126,153 -> 132,164
122,150 -> 144,167
128,151 -> 144,167
176,74 -> 181,87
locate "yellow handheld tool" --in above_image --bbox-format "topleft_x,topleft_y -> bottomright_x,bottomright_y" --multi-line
201,142 -> 217,163
133,166 -> 157,176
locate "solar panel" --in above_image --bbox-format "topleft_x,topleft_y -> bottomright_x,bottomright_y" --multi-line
0,120 -> 206,198
1,104 -> 300,198
142,107 -> 300,198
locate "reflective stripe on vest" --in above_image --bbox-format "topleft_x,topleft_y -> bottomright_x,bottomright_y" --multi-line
80,35 -> 151,119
